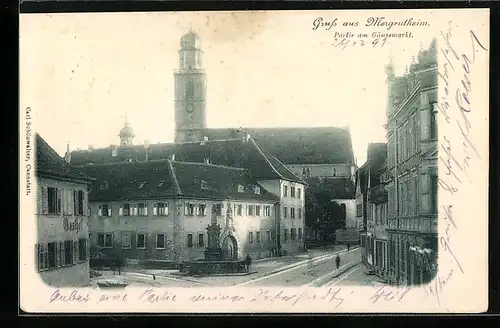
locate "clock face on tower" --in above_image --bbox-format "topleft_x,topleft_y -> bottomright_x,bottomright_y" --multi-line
186,103 -> 194,113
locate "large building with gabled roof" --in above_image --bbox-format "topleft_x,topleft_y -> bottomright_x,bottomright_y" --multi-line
64,31 -> 357,261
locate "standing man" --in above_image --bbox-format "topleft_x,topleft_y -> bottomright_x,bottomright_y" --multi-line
308,252 -> 314,270
347,244 -> 351,252
245,254 -> 252,273
335,254 -> 340,270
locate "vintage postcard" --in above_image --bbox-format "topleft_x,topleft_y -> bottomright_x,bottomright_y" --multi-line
19,9 -> 490,313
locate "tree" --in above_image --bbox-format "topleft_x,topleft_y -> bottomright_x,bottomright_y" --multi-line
305,190 -> 339,242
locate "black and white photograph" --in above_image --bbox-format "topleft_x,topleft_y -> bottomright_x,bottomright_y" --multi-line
19,9 -> 489,313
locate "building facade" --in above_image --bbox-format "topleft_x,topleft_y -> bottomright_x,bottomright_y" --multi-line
35,134 -> 93,287
368,157 -> 389,279
357,143 -> 387,266
78,137 -> 306,262
385,39 -> 438,286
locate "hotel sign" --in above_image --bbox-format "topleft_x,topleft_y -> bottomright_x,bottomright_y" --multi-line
63,217 -> 84,233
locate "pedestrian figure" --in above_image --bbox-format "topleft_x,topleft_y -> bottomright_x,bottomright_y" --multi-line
335,254 -> 340,270
347,244 -> 350,252
245,254 -> 252,273
152,274 -> 156,281
308,253 -> 314,270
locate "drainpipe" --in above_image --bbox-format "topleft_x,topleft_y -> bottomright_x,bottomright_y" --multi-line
274,201 -> 281,257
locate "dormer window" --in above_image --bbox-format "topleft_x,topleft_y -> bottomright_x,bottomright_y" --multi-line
99,181 -> 108,190
201,180 -> 208,190
139,182 -> 146,189
111,148 -> 118,157
254,186 -> 261,195
238,184 -> 245,193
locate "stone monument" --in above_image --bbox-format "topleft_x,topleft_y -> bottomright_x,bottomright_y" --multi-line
204,204 -> 223,261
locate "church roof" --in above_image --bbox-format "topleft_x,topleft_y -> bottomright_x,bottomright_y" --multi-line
70,137 -> 305,184
204,126 -> 355,165
306,177 -> 356,200
79,160 -> 280,202
35,133 -> 93,183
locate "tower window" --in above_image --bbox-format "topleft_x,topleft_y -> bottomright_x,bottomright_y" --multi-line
186,81 -> 194,100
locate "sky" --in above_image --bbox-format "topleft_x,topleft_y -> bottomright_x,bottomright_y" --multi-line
20,10 -> 436,165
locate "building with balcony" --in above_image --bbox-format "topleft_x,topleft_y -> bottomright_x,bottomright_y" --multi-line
35,134 -> 94,287
384,39 -> 438,286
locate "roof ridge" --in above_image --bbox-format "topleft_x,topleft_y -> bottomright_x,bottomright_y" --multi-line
167,160 -> 182,196
254,139 -> 306,184
249,138 -> 283,179
171,160 -> 247,171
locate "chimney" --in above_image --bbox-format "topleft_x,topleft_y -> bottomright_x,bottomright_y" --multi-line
171,153 -> 176,161
64,142 -> 72,163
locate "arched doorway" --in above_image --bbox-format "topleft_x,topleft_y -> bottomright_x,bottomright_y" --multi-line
222,235 -> 238,260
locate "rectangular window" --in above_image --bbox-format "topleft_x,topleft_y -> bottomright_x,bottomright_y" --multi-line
265,205 -> 271,216
153,202 -> 169,216
248,231 -> 254,244
198,233 -> 204,247
215,203 -> 223,216
97,233 -> 113,248
266,230 -> 271,242
98,204 -> 111,217
431,175 -> 438,214
256,231 -> 261,243
156,234 -> 166,249
138,203 -> 148,216
37,244 -> 47,271
47,187 -> 61,215
291,228 -> 297,240
298,228 -> 303,240
187,233 -> 193,248
297,188 -> 302,199
283,206 -> 288,219
283,229 -> 288,242
73,190 -> 84,216
290,207 -> 296,219
291,187 -> 296,198
185,203 -> 195,216
356,204 -> 363,217
254,186 -> 261,195
78,238 -> 87,261
283,186 -> 288,197
198,204 -> 206,216
121,203 -> 131,216
47,242 -> 57,269
255,205 -> 261,216
64,240 -> 73,265
122,233 -> 131,249
137,233 -> 146,249
236,205 -> 243,216
430,103 -> 438,139
299,207 -> 303,219
248,205 -> 254,216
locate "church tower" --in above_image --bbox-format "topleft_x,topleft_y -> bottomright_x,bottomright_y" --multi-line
118,115 -> 135,146
174,31 -> 207,143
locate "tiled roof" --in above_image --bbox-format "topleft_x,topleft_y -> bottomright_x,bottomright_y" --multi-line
70,138 -> 305,184
35,133 -> 93,183
69,126 -> 355,167
79,160 -> 280,202
204,127 -> 355,165
306,177 -> 356,200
